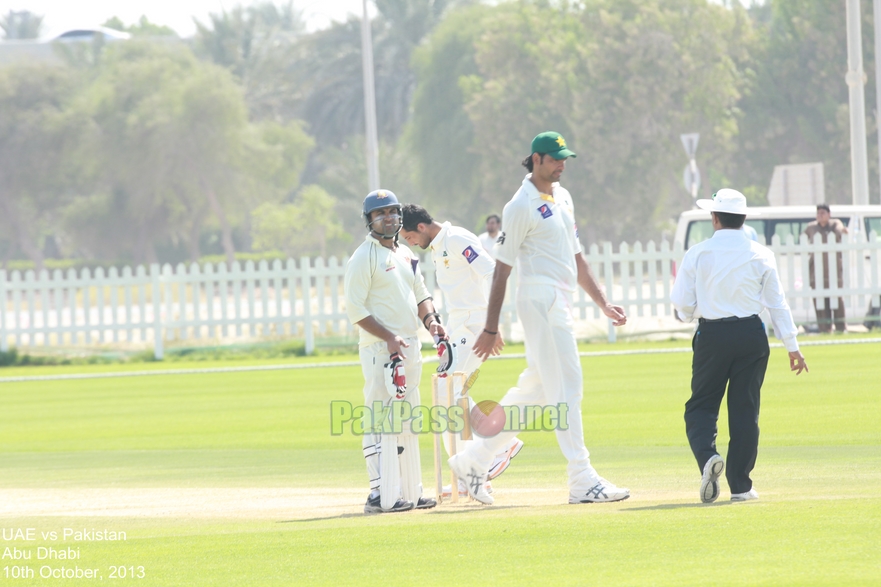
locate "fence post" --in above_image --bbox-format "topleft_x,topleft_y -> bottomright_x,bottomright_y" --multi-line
300,256 -> 314,355
151,263 -> 164,360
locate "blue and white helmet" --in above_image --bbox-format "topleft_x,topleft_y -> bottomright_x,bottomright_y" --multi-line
362,189 -> 402,238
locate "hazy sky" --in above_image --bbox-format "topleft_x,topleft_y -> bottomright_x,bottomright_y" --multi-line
5,0 -> 373,39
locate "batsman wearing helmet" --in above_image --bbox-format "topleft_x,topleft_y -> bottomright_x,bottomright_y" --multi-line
345,189 -> 442,514
400,204 -> 524,499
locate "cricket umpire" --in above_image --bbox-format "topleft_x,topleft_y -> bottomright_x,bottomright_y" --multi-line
671,189 -> 808,503
344,189 -> 442,513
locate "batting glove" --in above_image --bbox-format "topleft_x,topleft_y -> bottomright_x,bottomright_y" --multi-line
433,335 -> 454,375
384,352 -> 407,399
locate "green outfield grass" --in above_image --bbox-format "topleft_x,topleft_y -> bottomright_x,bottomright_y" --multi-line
1,341 -> 879,586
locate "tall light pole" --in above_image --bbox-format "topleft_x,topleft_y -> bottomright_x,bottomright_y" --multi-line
360,0 -> 381,191
846,0 -> 870,206
874,0 -> 881,204
680,133 -> 700,203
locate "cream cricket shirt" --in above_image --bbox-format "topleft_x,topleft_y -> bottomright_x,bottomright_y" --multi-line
345,235 -> 431,347
429,222 -> 495,313
495,174 -> 583,292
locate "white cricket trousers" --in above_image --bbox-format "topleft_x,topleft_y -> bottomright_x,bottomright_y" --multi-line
469,284 -> 597,490
359,336 -> 423,506
446,309 -> 486,380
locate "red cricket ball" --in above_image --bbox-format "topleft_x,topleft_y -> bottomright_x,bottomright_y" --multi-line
470,400 -> 506,437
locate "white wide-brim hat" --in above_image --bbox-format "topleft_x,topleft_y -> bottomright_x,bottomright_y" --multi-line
695,188 -> 755,215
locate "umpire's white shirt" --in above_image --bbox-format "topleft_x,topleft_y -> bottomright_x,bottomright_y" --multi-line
430,222 -> 494,314
671,229 -> 800,352
345,235 -> 431,347
495,174 -> 582,292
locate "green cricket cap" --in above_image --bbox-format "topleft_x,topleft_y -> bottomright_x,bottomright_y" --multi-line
531,131 -> 576,159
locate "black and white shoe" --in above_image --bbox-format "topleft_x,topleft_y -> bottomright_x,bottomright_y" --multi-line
700,455 -> 725,504
415,496 -> 437,509
569,478 -> 630,504
364,494 -> 415,514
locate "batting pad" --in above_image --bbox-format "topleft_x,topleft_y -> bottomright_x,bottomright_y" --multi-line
398,433 -> 422,503
379,433 -> 401,510
363,434 -> 380,491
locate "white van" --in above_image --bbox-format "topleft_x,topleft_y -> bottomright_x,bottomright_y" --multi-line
674,205 -> 881,250
673,205 -> 881,329
674,204 -> 881,250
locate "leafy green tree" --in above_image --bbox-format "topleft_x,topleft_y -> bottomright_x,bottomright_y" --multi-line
66,41 -> 313,265
406,4 -> 489,213
251,185 -> 349,258
0,63 -> 85,271
735,0 -> 878,204
316,134 -> 422,246
409,0 -> 749,241
102,16 -> 178,37
1,10 -> 43,40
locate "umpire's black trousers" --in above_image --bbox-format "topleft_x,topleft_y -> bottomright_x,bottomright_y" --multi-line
685,315 -> 769,495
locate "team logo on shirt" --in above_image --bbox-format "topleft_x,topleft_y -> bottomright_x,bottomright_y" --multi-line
538,204 -> 553,219
462,246 -> 479,264
496,232 -> 505,245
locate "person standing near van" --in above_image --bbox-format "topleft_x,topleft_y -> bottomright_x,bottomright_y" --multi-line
803,203 -> 848,333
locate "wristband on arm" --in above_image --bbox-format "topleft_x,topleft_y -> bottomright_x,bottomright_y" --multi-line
422,312 -> 441,330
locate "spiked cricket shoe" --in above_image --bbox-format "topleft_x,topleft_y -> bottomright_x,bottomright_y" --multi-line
487,438 -> 524,480
700,455 -> 725,504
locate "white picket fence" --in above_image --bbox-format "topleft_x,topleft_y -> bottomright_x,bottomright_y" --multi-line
2,235 -> 879,357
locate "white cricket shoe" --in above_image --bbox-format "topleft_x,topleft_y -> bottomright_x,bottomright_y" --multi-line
448,453 -> 493,505
569,478 -> 630,504
487,438 -> 525,480
441,480 -> 493,499
731,488 -> 759,502
700,454 -> 725,504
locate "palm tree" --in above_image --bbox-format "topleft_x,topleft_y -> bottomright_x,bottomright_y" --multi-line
289,0 -> 463,146
1,10 -> 43,40
193,1 -> 305,80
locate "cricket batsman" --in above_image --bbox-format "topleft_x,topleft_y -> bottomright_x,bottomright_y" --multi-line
344,189 -> 442,514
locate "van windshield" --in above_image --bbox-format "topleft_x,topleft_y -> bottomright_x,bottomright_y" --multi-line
685,219 -> 764,248
685,216 -> 854,248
